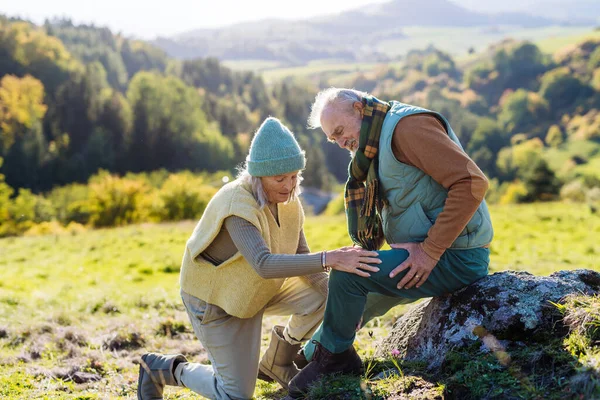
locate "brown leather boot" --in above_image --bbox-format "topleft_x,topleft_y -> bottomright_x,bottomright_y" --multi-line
258,325 -> 302,389
293,348 -> 309,369
286,341 -> 363,399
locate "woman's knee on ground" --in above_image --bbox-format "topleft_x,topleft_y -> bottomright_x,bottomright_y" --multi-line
218,378 -> 257,400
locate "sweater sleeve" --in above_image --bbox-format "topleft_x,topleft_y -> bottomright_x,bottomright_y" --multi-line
296,229 -> 310,254
296,229 -> 329,297
224,216 -> 324,279
391,114 -> 489,260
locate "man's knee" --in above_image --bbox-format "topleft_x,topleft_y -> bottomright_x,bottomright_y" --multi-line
329,269 -> 357,288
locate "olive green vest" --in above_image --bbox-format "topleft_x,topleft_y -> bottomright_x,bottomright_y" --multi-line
378,101 -> 493,248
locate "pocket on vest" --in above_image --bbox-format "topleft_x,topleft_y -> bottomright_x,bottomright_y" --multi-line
403,202 -> 433,242
453,207 -> 484,247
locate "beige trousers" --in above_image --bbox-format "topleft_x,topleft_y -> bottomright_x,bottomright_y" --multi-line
175,277 -> 326,399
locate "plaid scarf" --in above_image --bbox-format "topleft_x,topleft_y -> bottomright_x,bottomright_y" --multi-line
344,95 -> 390,250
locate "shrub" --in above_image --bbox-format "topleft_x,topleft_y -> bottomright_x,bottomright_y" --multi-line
24,221 -> 65,236
155,173 -> 217,221
46,184 -> 91,225
88,172 -> 150,227
561,180 -> 588,202
499,181 -> 528,204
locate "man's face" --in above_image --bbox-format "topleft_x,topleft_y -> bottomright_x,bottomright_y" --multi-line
321,102 -> 363,153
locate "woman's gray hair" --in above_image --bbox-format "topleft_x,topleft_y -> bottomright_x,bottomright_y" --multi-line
236,166 -> 303,209
307,88 -> 368,130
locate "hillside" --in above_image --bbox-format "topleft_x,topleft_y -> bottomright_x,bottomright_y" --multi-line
1,15 -> 600,239
153,0 -> 573,63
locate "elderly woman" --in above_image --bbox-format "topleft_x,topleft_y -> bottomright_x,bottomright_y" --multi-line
137,117 -> 381,400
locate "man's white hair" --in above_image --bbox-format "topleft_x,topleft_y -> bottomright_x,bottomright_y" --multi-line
236,165 -> 303,209
307,88 -> 369,130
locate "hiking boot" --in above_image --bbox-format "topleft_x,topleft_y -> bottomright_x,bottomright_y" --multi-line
293,348 -> 309,369
137,352 -> 187,399
287,341 -> 363,399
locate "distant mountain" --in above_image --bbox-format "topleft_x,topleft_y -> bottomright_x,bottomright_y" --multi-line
153,0 -> 593,63
525,0 -> 600,24
453,0 -> 600,24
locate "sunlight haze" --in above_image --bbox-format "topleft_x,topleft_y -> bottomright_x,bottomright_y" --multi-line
1,0 -> 390,38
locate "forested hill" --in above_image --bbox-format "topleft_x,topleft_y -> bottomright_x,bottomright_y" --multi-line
1,15 -> 600,212
0,16 -> 334,193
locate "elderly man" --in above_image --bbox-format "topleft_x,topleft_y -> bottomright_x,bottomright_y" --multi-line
286,88 -> 494,398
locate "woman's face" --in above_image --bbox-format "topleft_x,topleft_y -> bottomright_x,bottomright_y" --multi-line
260,171 -> 299,204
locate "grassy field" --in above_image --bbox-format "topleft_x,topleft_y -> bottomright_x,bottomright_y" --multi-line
256,60 -> 401,85
0,202 -> 598,398
389,25 -> 600,58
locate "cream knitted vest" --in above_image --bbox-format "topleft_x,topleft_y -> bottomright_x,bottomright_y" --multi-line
179,179 -> 304,318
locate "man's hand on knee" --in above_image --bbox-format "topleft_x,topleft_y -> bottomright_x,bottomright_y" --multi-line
388,242 -> 437,289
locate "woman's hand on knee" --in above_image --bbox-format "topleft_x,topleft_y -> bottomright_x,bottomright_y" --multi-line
325,247 -> 381,277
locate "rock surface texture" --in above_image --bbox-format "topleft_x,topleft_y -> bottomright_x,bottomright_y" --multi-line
376,269 -> 600,368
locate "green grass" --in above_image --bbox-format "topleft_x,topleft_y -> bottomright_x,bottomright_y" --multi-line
545,140 -> 600,176
0,203 -> 598,398
380,26 -> 598,58
536,29 -> 600,55
221,59 -> 284,71
259,60 -> 396,85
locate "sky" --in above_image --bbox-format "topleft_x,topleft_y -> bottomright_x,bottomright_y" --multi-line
1,0 -> 390,39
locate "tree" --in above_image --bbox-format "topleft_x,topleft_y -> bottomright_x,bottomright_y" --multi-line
47,63 -> 108,154
298,132 -> 336,192
422,50 -> 460,79
539,67 -> 593,115
97,90 -> 133,172
0,74 -> 47,152
0,75 -> 50,190
519,158 -> 561,202
466,41 -> 550,106
0,22 -> 77,93
467,118 -> 509,177
588,47 -> 600,72
44,20 -> 129,90
126,71 -> 234,172
120,40 -> 168,79
497,89 -> 550,136
496,138 -> 544,182
545,125 -> 564,148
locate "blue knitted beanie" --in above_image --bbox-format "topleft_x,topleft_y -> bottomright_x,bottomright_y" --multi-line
247,117 -> 306,177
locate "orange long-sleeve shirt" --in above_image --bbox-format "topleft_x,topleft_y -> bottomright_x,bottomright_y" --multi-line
390,114 -> 490,260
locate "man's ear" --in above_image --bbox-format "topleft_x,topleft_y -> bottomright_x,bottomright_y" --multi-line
353,101 -> 365,118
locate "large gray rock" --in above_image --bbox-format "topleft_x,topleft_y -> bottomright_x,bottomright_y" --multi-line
376,269 -> 600,368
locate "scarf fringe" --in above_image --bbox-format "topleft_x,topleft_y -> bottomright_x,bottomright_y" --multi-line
361,179 -> 378,218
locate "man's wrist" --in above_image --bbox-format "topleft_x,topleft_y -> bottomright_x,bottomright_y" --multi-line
421,241 -> 442,261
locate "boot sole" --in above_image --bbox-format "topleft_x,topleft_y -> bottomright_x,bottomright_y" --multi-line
258,364 -> 290,389
257,369 -> 275,383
